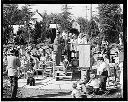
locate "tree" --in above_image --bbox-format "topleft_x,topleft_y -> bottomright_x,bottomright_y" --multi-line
3,4 -> 22,26
98,4 -> 122,44
14,26 -> 27,45
59,4 -> 72,31
3,4 -> 34,45
77,17 -> 89,33
39,11 -> 50,43
20,4 -> 34,44
31,21 -> 42,44
88,19 -> 100,40
3,4 -> 21,44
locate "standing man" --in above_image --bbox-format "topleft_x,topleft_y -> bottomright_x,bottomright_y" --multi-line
6,49 -> 21,98
54,31 -> 61,66
114,52 -> 120,82
96,57 -> 109,92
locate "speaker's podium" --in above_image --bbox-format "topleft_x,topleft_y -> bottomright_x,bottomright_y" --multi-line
78,44 -> 90,80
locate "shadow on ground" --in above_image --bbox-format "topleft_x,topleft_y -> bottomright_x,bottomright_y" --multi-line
93,87 -> 122,98
30,91 -> 72,98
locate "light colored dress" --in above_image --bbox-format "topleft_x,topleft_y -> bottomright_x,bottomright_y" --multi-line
71,89 -> 82,98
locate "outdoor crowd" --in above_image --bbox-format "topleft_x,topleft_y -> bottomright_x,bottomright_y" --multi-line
71,48 -> 123,98
3,30 -> 123,98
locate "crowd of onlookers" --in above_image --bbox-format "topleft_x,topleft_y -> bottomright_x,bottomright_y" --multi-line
3,30 -> 124,98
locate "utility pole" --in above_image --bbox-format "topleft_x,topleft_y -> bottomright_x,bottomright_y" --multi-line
85,5 -> 89,20
62,4 -> 72,12
90,4 -> 92,19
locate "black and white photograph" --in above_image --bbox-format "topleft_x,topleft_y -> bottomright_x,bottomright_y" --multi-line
2,3 -> 126,100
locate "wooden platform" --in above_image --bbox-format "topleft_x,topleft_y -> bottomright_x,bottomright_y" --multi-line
55,71 -> 72,81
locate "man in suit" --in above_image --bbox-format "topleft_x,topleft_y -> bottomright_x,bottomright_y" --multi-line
6,49 -> 21,98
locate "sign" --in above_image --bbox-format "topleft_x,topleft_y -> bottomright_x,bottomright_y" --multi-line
79,44 -> 90,68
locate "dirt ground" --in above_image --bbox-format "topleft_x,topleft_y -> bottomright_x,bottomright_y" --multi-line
3,83 -> 122,98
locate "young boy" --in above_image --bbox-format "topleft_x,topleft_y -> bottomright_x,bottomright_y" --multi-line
71,83 -> 82,98
27,70 -> 35,86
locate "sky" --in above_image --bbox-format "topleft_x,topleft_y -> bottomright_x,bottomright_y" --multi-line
18,4 -> 123,21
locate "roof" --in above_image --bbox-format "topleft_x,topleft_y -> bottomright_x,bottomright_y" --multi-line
31,11 -> 42,22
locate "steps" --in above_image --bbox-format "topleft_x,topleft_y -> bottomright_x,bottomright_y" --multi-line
55,71 -> 72,81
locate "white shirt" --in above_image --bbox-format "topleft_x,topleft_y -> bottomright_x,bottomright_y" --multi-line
70,39 -> 78,51
97,62 -> 107,75
71,89 -> 82,98
7,55 -> 21,76
78,37 -> 84,44
115,57 -> 119,64
86,78 -> 100,88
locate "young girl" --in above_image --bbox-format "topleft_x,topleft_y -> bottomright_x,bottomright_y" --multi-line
63,56 -> 69,75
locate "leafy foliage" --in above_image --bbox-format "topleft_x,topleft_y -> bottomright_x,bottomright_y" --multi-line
59,4 -> 72,31
88,19 -> 100,40
3,4 -> 21,44
14,26 -> 27,45
77,17 -> 89,33
98,4 -> 122,44
31,21 -> 42,44
3,4 -> 21,26
3,4 -> 34,45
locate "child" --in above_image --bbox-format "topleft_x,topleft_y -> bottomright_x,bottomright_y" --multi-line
27,70 -> 35,86
63,55 -> 69,75
71,83 -> 82,98
85,73 -> 100,95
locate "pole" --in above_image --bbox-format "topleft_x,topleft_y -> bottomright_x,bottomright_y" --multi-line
28,27 -> 30,45
90,4 -> 92,19
85,5 -> 88,20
